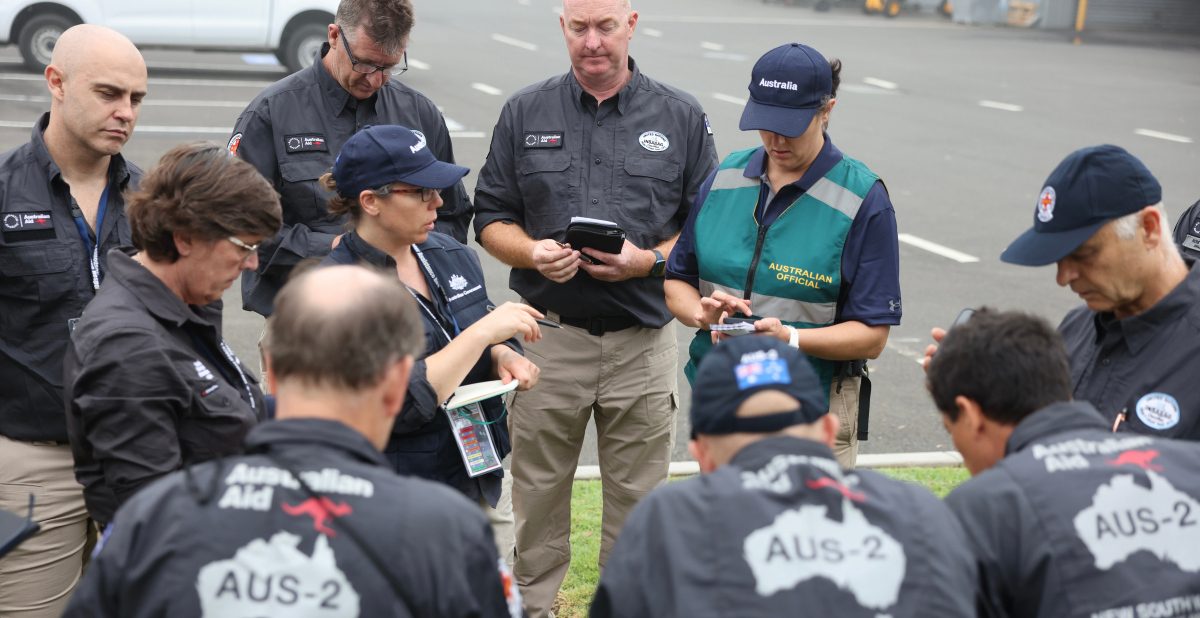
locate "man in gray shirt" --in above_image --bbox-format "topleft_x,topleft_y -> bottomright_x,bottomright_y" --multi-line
229,0 -> 471,316
472,0 -> 717,614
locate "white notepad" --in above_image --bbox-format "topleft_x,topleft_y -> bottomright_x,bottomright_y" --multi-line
445,380 -> 520,410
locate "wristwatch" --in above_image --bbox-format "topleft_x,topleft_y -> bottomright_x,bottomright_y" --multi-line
649,249 -> 666,277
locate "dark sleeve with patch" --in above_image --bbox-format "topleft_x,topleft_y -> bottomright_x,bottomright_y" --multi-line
1172,198 -> 1200,259
473,103 -> 524,239
229,105 -> 337,315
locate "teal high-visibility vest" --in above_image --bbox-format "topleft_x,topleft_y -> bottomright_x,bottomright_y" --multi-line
688,147 -> 879,392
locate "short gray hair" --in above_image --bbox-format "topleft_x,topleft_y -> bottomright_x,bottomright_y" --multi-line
1112,203 -> 1167,240
336,0 -> 414,55
265,265 -> 423,390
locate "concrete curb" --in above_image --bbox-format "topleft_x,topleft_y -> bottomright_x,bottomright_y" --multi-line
573,451 -> 964,480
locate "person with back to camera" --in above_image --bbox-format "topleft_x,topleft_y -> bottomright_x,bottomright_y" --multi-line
592,335 -> 976,618
64,142 -> 282,527
664,42 -> 902,469
320,124 -> 541,543
927,308 -> 1200,617
64,265 -> 522,617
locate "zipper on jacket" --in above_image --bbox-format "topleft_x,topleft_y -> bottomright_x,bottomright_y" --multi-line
742,224 -> 769,302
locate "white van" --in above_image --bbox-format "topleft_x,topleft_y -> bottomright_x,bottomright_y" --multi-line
0,0 -> 339,73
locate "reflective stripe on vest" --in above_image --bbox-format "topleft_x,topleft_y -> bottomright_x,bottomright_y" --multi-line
686,147 -> 879,387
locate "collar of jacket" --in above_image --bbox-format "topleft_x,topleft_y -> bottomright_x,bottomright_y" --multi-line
567,56 -> 643,116
244,418 -> 390,468
728,434 -> 839,470
314,42 -> 377,116
1005,400 -> 1110,456
743,132 -> 844,190
341,230 -> 397,269
29,111 -> 133,190
105,248 -> 222,329
1090,258 -> 1200,356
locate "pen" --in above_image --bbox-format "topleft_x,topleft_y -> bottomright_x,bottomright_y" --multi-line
486,304 -> 562,328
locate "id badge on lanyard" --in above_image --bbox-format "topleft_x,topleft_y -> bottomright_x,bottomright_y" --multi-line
406,246 -> 500,477
445,403 -> 503,478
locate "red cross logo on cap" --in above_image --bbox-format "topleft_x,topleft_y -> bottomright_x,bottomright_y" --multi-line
1037,186 -> 1056,223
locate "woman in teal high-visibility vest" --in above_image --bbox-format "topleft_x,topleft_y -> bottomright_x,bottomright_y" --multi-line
663,43 -> 902,468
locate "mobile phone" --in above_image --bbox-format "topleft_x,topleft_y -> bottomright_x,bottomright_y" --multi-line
722,316 -> 757,326
950,308 -> 976,330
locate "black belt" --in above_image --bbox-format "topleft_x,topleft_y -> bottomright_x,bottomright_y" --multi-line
529,303 -> 639,336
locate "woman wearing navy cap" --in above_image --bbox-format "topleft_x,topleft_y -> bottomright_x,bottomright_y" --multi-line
663,43 -> 902,469
318,124 -> 541,528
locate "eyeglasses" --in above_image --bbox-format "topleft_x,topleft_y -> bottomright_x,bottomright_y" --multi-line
338,26 -> 407,76
387,186 -> 441,202
226,236 -> 260,256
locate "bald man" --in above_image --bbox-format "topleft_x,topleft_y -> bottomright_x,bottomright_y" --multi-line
64,266 -> 520,617
0,25 -> 147,618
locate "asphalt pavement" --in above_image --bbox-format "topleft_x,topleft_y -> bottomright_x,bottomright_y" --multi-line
2,0 -> 1197,464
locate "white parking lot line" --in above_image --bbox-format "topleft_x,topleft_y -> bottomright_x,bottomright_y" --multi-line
471,82 -> 504,96
712,92 -> 747,106
700,41 -> 725,51
898,233 -> 980,263
642,27 -> 663,37
491,33 -> 539,52
1135,129 -> 1193,144
978,100 -> 1024,112
408,58 -> 431,71
863,77 -> 898,90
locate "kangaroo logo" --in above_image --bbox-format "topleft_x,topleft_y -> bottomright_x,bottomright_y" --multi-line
1107,449 -> 1164,472
281,497 -> 353,537
805,477 -> 867,503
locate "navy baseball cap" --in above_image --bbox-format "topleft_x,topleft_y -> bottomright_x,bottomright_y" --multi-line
1000,145 -> 1162,266
690,336 -> 829,438
332,124 -> 468,199
739,43 -> 832,138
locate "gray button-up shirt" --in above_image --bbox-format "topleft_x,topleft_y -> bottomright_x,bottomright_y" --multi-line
473,59 -> 717,328
1059,261 -> 1200,440
230,44 -> 471,316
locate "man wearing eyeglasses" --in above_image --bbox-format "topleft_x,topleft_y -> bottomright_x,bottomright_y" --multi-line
229,0 -> 473,317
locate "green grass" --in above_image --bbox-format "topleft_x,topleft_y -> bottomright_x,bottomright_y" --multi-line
552,466 -> 969,617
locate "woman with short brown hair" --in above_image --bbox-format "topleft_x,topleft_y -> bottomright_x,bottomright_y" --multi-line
65,142 -> 282,525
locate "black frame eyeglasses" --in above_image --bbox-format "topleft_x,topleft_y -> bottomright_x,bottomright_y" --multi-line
384,186 -> 441,202
338,25 -> 407,76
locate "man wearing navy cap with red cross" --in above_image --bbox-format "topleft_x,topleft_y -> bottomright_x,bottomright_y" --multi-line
999,145 -> 1200,440
591,336 -> 976,618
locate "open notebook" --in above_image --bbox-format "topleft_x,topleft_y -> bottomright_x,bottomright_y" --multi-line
445,379 -> 519,410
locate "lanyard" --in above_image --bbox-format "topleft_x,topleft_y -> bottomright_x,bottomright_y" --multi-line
71,185 -> 110,291
409,245 -> 461,340
189,331 -> 257,412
